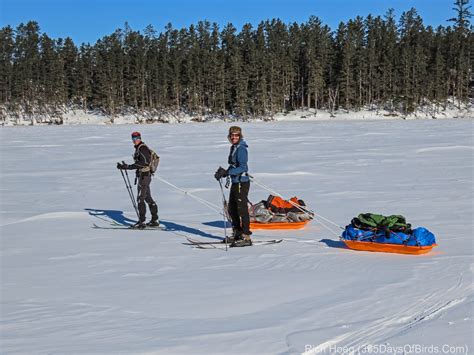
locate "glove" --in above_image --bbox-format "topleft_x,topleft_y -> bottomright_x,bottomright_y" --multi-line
214,167 -> 228,180
117,162 -> 129,170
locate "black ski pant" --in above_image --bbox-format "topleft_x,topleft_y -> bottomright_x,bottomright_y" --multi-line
137,173 -> 158,223
228,181 -> 251,236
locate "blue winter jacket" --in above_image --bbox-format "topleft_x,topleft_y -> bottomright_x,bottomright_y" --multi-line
228,139 -> 250,184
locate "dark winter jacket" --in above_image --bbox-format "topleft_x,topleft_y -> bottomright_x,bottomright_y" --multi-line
128,142 -> 152,174
228,139 -> 250,184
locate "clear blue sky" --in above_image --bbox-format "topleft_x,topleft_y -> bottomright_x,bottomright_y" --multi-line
1,0 -> 455,45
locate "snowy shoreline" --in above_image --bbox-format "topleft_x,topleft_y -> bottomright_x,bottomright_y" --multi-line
1,100 -> 472,126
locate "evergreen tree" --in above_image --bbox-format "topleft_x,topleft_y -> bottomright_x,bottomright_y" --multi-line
448,0 -> 472,105
429,27 -> 448,106
265,19 -> 289,113
209,23 -> 226,115
12,21 -> 41,113
38,33 -> 64,106
93,31 -> 124,115
398,8 -> 427,112
221,23 -> 239,115
380,9 -> 398,107
0,26 -> 14,105
76,44 -> 93,111
123,25 -> 147,110
165,24 -> 184,114
60,37 -> 79,104
334,21 -> 353,109
306,17 -> 330,112
253,23 -> 268,115
196,21 -> 212,115
237,23 -> 255,117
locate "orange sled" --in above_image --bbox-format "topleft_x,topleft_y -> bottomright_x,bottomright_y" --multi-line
343,240 -> 437,255
250,220 -> 310,230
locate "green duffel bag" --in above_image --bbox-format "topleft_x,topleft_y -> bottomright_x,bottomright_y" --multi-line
352,213 -> 412,235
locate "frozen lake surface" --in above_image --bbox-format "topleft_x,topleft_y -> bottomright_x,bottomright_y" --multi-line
1,120 -> 473,354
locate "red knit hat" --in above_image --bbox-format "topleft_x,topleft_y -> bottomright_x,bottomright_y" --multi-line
131,131 -> 141,139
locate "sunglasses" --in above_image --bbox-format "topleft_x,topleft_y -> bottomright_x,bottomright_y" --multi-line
230,133 -> 240,137
132,137 -> 141,141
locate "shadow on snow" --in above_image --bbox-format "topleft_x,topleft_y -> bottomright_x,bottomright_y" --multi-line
202,220 -> 232,229
85,208 -> 222,241
85,208 -> 135,225
319,238 -> 348,249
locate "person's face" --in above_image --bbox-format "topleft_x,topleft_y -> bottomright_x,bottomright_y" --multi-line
230,133 -> 240,144
132,137 -> 141,145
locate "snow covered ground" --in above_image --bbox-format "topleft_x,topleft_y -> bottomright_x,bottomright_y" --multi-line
1,120 -> 473,354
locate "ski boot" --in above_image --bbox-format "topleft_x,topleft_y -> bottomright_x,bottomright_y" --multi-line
231,234 -> 252,247
146,219 -> 160,227
131,221 -> 146,229
222,229 -> 243,244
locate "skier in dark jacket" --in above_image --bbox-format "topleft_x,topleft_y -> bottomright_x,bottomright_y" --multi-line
214,126 -> 252,247
117,131 -> 159,229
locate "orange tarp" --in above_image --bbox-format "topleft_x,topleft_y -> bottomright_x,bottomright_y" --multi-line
268,196 -> 300,209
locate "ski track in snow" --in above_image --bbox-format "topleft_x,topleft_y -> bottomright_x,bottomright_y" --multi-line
416,145 -> 474,153
17,144 -> 64,148
1,120 -> 472,354
1,211 -> 89,227
255,171 -> 317,177
298,285 -> 470,355
291,260 -> 472,355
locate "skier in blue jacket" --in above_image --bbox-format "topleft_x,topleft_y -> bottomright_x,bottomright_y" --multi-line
215,126 -> 252,247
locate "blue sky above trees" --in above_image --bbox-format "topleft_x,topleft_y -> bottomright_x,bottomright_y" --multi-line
1,0 -> 453,44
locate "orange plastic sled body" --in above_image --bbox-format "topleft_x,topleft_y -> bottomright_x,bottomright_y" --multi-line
343,240 -> 437,255
250,220 -> 310,230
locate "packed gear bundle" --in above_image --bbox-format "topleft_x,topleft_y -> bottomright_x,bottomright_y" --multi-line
249,195 -> 313,229
341,213 -> 437,254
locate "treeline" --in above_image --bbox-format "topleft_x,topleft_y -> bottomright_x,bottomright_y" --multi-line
0,1 -> 472,119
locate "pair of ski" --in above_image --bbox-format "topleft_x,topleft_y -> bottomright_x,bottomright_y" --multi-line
92,223 -> 165,231
198,180 -> 281,248
92,222 -> 282,248
184,237 -> 283,249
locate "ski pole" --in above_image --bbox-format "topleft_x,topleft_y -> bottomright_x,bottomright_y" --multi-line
123,168 -> 139,213
119,166 -> 139,220
124,170 -> 140,219
120,168 -> 138,218
218,179 -> 229,252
